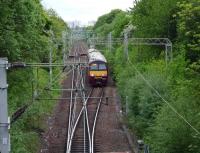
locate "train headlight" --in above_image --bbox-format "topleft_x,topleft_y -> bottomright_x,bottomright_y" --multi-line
91,74 -> 94,77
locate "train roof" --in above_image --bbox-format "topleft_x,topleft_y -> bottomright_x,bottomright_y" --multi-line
88,48 -> 97,53
88,49 -> 107,63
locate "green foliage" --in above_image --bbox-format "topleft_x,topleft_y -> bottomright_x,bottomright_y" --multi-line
111,12 -> 130,37
110,50 -> 168,136
8,69 -> 33,114
176,0 -> 200,62
93,9 -> 129,37
147,78 -> 200,153
0,0 -> 48,61
11,126 -> 39,153
131,0 -> 180,39
9,62 -> 62,153
46,9 -> 68,51
0,0 -> 68,152
94,9 -> 122,29
94,0 -> 200,152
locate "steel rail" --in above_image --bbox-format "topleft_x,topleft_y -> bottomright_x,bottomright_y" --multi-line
78,44 -> 91,153
66,64 -> 76,150
67,43 -> 92,152
91,88 -> 104,153
76,87 -> 103,153
79,51 -> 87,153
66,42 -> 95,153
69,87 -> 102,153
67,44 -> 85,152
66,89 -> 94,153
71,68 -> 80,128
80,65 -> 92,153
67,107 -> 84,153
71,46 -> 83,134
85,100 -> 92,153
80,54 -> 87,153
67,44 -> 79,150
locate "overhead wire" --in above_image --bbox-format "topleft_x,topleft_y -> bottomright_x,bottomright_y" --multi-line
126,53 -> 200,135
11,65 -> 74,124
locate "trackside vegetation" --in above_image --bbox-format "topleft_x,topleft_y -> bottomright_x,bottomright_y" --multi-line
93,0 -> 200,152
0,0 -> 68,152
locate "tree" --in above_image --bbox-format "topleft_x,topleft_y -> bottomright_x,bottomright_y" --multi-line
176,0 -> 200,62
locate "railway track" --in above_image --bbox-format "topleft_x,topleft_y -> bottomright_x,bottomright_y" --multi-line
66,42 -> 105,153
66,42 -> 89,153
39,41 -> 132,153
88,88 -> 104,153
67,87 -> 104,153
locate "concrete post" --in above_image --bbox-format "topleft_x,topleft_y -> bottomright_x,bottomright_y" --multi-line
0,58 -> 10,153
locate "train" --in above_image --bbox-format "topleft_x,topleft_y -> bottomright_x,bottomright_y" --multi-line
87,48 -> 108,86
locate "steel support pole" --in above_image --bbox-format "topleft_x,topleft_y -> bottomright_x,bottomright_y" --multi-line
110,33 -> 112,52
70,32 -> 73,48
0,58 -> 10,153
49,42 -> 53,87
107,34 -> 109,51
67,33 -> 71,54
124,33 -> 128,59
62,31 -> 67,65
35,67 -> 39,98
107,32 -> 112,52
126,96 -> 129,115
165,44 -> 171,66
169,44 -> 173,61
92,34 -> 95,48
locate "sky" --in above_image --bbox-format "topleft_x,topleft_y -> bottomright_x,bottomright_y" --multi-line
41,0 -> 134,26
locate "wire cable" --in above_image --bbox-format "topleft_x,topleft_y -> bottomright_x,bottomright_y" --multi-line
127,55 -> 200,135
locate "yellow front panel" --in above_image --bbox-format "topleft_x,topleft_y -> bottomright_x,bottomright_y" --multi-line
89,71 -> 108,76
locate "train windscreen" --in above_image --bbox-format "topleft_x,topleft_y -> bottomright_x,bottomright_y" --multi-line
99,64 -> 107,70
90,64 -> 98,70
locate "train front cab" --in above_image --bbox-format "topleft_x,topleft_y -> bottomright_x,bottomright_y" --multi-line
88,61 -> 108,86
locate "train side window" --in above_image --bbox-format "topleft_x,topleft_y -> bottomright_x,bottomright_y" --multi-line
99,64 -> 106,70
90,64 -> 98,70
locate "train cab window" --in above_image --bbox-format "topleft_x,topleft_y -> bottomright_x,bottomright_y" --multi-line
90,64 -> 98,70
99,64 -> 106,70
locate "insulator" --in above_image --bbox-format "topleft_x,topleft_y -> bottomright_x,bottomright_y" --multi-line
11,62 -> 26,68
